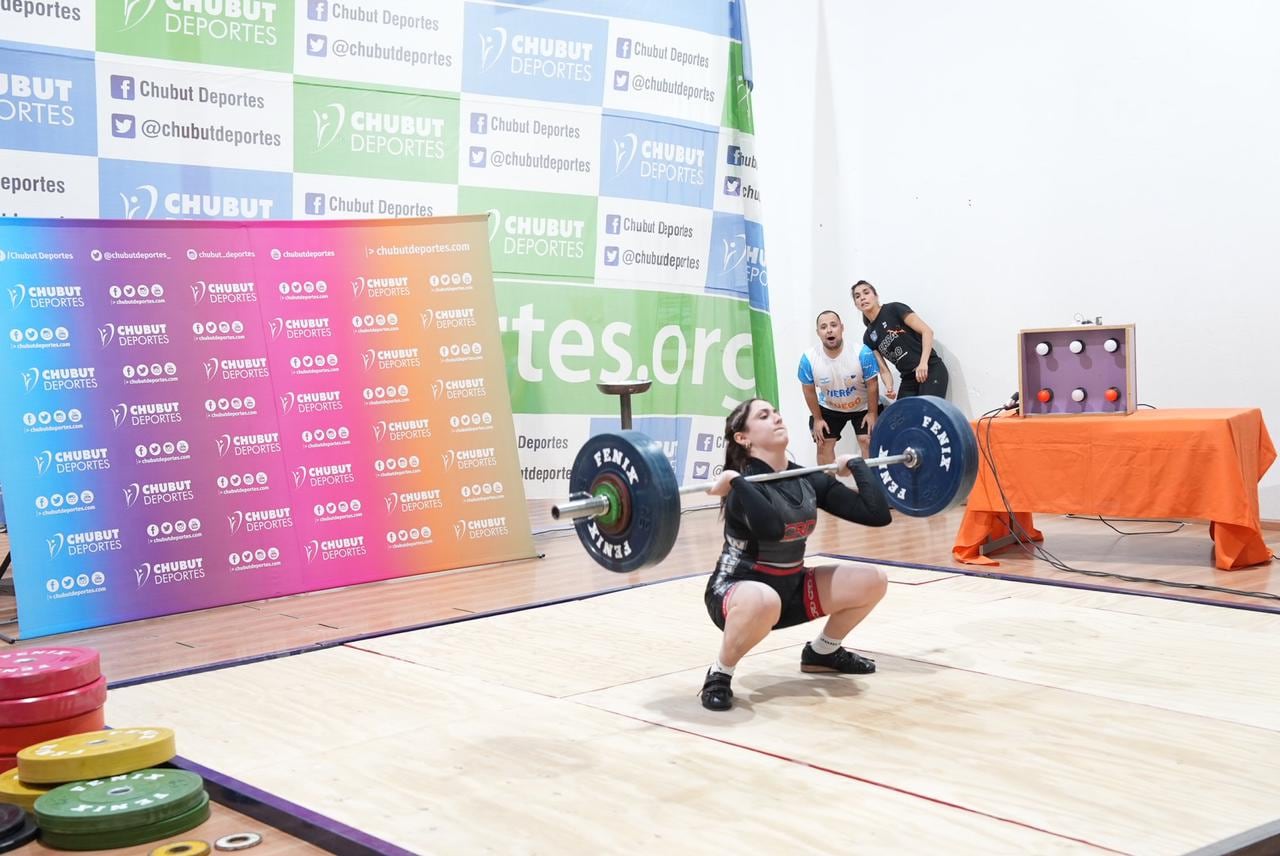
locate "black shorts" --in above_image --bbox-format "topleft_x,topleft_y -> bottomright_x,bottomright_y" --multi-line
809,406 -> 868,440
897,359 -> 949,399
704,562 -> 826,631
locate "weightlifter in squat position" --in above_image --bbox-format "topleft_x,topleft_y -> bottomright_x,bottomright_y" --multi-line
700,398 -> 892,711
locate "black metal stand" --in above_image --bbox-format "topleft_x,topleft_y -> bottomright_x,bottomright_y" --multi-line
596,380 -> 652,430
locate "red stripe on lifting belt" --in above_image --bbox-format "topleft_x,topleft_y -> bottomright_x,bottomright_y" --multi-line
803,570 -> 825,620
750,562 -> 803,577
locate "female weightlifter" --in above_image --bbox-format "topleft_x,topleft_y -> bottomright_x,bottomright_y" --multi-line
700,398 -> 892,711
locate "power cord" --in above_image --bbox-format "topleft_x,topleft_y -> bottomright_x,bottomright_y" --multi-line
1065,514 -> 1185,535
977,407 -> 1280,603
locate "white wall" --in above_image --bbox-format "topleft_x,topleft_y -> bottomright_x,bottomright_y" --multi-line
742,0 -> 819,465
749,0 -> 867,467
750,0 -> 1280,516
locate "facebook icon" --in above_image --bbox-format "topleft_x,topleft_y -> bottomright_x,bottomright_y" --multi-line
304,193 -> 326,215
110,75 -> 134,100
616,38 -> 632,59
470,113 -> 487,134
308,0 -> 328,20
605,214 -> 621,234
696,433 -> 714,452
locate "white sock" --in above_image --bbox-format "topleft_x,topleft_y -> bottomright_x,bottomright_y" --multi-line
810,632 -> 843,656
712,657 -> 735,677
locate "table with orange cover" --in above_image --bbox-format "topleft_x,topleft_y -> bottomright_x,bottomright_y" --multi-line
953,408 -> 1276,570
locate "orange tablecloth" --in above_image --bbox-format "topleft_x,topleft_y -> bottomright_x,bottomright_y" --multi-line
953,408 -> 1276,570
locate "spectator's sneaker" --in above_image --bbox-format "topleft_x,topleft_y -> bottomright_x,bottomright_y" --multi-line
800,643 -> 876,674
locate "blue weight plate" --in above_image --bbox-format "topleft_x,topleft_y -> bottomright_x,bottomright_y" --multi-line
869,396 -> 978,517
569,431 -> 681,572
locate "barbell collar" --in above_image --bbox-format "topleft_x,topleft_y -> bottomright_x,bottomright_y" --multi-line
550,494 -> 610,521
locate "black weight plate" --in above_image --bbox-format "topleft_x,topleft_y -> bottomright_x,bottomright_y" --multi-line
0,804 -> 20,838
569,431 -> 681,572
0,815 -> 37,853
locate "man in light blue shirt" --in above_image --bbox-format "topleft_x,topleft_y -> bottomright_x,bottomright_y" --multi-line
798,310 -> 880,463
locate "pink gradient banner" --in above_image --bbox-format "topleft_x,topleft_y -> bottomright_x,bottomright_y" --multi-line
0,216 -> 534,638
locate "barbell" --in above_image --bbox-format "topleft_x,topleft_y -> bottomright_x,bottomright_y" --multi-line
551,396 -> 980,573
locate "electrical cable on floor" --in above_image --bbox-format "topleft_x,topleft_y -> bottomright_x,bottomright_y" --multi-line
978,407 -> 1280,602
1064,514 -> 1185,535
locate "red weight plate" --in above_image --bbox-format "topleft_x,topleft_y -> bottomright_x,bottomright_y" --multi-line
0,649 -> 100,702
0,677 -> 107,728
0,706 -> 106,754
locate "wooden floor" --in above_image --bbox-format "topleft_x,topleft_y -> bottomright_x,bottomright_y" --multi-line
0,506 -> 1276,853
1,503 -> 1276,685
97,564 -> 1280,855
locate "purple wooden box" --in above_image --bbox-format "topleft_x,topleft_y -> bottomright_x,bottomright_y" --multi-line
1018,325 -> 1136,416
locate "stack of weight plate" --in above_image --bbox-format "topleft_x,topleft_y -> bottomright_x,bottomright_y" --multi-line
34,767 -> 209,851
0,648 -> 106,771
0,803 -> 38,852
14,727 -> 209,849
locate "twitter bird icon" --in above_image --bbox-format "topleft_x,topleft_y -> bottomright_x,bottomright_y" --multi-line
112,114 -> 136,138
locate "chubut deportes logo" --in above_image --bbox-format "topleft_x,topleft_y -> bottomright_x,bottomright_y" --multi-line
478,27 -> 508,72
121,185 -> 159,220
313,103 -> 346,151
721,230 -> 748,274
613,133 -> 638,175
121,0 -> 158,31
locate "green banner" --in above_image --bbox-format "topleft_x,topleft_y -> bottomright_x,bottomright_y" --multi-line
496,281 -> 764,417
97,0 -> 294,72
294,81 -> 460,184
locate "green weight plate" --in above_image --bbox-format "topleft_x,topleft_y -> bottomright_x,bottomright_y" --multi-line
35,768 -> 205,834
38,792 -> 210,851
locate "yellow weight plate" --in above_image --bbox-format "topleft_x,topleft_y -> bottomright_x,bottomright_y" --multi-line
150,841 -> 211,856
0,767 -> 52,811
16,727 -> 176,784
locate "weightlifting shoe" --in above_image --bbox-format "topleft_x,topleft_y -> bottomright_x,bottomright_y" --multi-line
800,643 -> 876,674
700,669 -> 734,711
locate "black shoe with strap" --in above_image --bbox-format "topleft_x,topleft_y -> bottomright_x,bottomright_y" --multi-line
700,669 -> 734,711
800,643 -> 876,674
